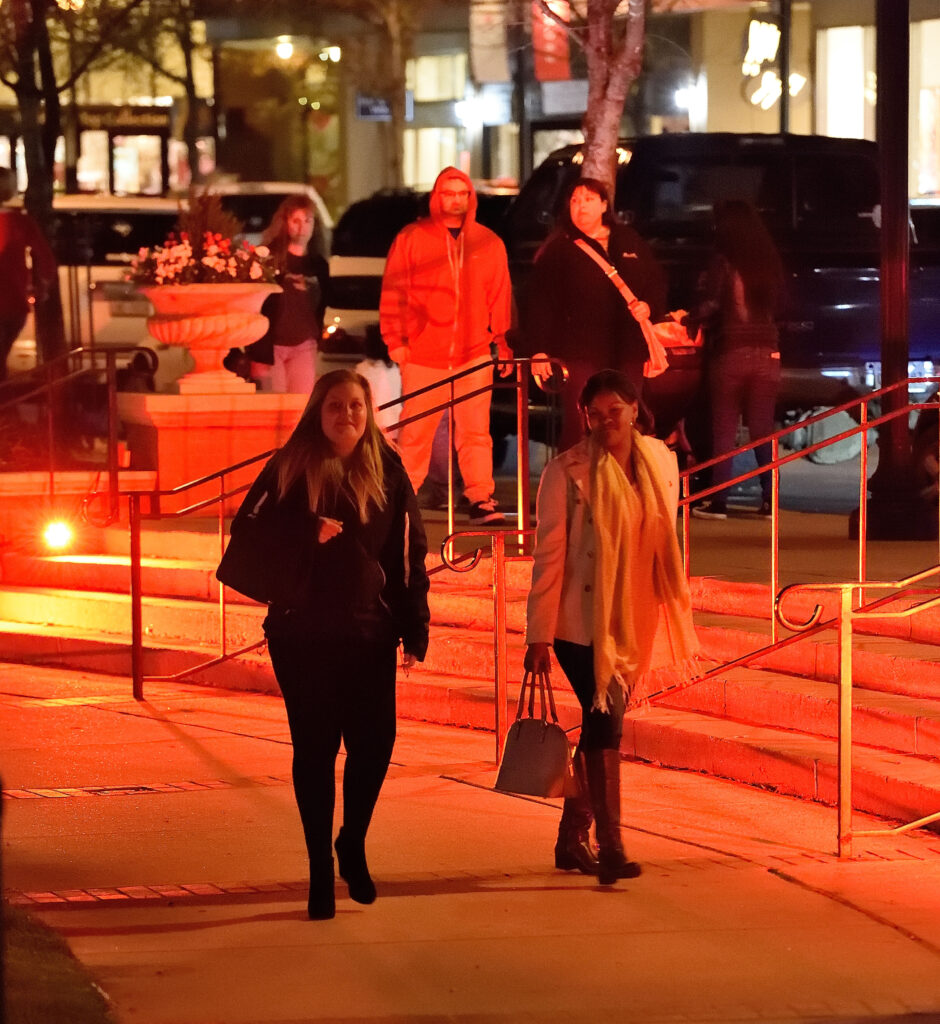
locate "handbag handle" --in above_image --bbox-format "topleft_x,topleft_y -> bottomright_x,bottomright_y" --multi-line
540,670 -> 560,725
515,670 -> 560,726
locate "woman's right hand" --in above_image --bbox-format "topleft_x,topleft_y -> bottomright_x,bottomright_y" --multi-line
524,642 -> 552,675
317,516 -> 343,543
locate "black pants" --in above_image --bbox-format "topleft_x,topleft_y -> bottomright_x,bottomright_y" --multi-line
554,638 -> 625,753
267,632 -> 398,862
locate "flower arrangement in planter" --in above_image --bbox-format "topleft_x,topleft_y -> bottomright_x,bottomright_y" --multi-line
128,190 -> 280,392
128,190 -> 276,286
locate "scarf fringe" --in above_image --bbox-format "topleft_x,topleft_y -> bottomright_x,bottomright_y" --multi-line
592,655 -> 708,715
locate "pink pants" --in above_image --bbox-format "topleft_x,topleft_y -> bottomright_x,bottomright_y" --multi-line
398,359 -> 495,504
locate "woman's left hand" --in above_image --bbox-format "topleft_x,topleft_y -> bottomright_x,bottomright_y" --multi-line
401,652 -> 417,670
629,299 -> 651,322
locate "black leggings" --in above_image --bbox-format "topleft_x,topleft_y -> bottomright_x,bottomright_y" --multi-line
553,638 -> 625,753
267,632 -> 398,861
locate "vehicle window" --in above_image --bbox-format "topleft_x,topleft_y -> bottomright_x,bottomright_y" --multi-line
912,203 -> 940,255
794,155 -> 880,250
506,156 -> 578,235
332,194 -> 426,257
624,156 -> 790,241
218,194 -> 282,236
53,210 -> 177,265
218,194 -> 331,258
327,275 -> 384,311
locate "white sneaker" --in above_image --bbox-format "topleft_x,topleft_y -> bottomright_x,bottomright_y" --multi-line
691,501 -> 728,520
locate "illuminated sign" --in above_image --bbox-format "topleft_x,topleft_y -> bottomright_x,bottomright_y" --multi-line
741,16 -> 806,110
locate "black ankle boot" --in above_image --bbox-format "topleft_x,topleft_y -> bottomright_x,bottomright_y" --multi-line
335,829 -> 376,905
554,752 -> 598,874
308,856 -> 335,920
584,749 -> 642,886
554,830 -> 599,874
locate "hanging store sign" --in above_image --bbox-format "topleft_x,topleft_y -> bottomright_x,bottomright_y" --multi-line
355,93 -> 414,122
77,106 -> 172,132
532,0 -> 571,82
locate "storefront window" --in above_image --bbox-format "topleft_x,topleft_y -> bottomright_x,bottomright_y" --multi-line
113,134 -> 163,195
403,127 -> 459,189
78,130 -> 109,192
816,26 -> 875,141
168,137 -> 216,190
407,54 -> 467,102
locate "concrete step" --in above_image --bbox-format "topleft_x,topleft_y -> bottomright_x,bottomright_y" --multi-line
0,553 -> 532,632
695,619 -> 940,702
692,575 -> 940,648
0,584 -> 266,650
3,618 -> 937,830
624,705 -> 940,826
2,579 -> 939,708
661,664 -> 940,760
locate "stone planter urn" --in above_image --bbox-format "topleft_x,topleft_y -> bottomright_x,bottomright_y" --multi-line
140,282 -> 280,394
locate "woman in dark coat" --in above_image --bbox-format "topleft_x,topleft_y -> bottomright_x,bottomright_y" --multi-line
522,177 -> 667,451
230,369 -> 430,919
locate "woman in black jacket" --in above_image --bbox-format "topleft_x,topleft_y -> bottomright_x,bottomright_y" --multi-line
690,200 -> 786,520
231,369 -> 430,919
522,177 -> 667,451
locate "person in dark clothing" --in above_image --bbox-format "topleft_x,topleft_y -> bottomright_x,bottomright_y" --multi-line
0,167 -> 56,382
689,200 -> 786,520
231,369 -> 430,919
521,178 -> 667,451
249,194 -> 329,394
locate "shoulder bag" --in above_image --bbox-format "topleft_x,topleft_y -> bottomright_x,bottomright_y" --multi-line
216,474 -> 314,606
495,670 -> 573,798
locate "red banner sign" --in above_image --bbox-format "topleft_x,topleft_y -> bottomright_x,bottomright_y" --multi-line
532,1 -> 571,82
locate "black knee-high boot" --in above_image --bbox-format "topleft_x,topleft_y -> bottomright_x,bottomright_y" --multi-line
584,748 -> 642,885
554,751 -> 598,874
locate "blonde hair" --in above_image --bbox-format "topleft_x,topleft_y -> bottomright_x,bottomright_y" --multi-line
277,369 -> 388,522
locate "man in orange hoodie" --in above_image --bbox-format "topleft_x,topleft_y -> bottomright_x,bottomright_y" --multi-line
379,167 -> 512,523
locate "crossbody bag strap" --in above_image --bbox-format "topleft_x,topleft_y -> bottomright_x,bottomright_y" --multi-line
573,237 -> 668,378
573,237 -> 643,318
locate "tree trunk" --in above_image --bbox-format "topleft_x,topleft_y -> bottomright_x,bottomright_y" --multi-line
384,0 -> 408,187
579,0 -> 645,202
180,9 -> 203,186
15,0 -> 67,363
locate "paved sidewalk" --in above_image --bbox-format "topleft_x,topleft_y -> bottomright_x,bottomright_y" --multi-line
2,662 -> 940,1024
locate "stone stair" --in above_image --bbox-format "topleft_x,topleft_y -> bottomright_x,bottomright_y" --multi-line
1,520 -> 939,831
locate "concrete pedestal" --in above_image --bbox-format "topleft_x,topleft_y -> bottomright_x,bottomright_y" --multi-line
118,392 -> 307,515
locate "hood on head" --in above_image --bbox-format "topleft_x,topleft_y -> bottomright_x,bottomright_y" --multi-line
429,167 -> 477,229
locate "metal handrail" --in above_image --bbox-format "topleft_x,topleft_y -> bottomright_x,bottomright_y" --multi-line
777,568 -> 940,857
679,375 -> 940,641
441,526 -> 537,761
1,344 -> 157,524
121,356 -> 564,700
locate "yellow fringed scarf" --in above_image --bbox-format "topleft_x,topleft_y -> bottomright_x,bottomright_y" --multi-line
590,432 -> 700,711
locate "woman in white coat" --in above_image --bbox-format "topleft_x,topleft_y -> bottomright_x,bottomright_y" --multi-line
524,370 -> 699,885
